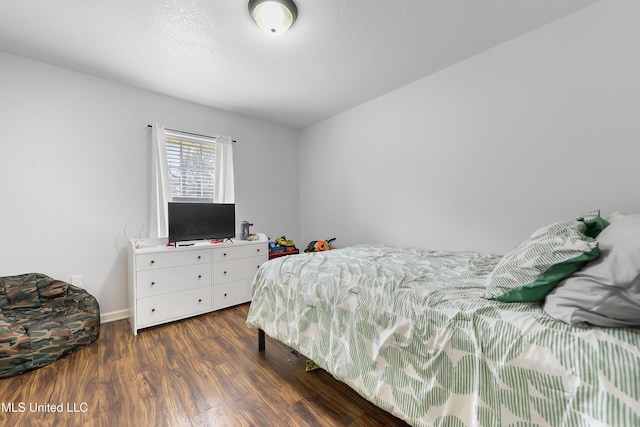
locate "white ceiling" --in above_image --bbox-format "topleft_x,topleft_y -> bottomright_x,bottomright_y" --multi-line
0,0 -> 598,129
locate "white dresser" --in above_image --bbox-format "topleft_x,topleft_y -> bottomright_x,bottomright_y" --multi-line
127,234 -> 268,335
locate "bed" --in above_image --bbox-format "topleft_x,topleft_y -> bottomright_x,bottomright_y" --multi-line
246,212 -> 640,426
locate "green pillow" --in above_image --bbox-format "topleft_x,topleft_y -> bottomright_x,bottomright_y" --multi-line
584,215 -> 609,238
485,211 -> 606,303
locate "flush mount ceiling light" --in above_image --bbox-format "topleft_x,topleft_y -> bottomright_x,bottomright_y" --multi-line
248,0 -> 298,35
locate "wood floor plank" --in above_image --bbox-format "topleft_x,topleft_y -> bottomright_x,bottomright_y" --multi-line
0,304 -> 409,427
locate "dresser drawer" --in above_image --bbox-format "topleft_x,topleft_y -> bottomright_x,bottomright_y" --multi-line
136,264 -> 211,298
137,287 -> 212,327
214,256 -> 265,284
136,249 -> 210,271
213,279 -> 253,310
213,243 -> 267,262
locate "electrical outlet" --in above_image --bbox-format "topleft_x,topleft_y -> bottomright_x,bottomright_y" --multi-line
71,275 -> 82,286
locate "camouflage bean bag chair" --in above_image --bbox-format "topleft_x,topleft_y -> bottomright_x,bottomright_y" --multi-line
0,273 -> 100,378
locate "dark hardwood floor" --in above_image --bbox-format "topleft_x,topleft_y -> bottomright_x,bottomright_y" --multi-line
0,304 -> 410,426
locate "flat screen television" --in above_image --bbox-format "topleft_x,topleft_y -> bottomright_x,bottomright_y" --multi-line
168,202 -> 236,244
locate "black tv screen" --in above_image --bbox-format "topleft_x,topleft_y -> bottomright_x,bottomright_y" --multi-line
168,202 -> 236,244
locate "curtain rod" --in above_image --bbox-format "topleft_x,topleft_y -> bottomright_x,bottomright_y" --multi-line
147,124 -> 236,143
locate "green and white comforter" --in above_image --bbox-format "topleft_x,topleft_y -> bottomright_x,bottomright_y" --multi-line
246,245 -> 640,426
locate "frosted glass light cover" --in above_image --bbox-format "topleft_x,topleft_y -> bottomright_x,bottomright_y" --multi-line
251,1 -> 294,35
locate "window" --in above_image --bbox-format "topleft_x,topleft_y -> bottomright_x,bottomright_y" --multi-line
165,132 -> 216,202
150,123 -> 234,238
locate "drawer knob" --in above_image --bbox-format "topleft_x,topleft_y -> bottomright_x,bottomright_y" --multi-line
150,260 -> 155,265
223,271 -> 228,275
198,275 -> 202,279
224,293 -> 227,297
257,248 -> 260,252
151,282 -> 156,286
151,308 -> 156,313
197,255 -> 201,260
198,299 -> 202,303
223,253 -> 227,257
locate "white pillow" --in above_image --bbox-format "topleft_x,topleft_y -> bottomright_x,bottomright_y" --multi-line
544,214 -> 640,327
606,211 -> 626,223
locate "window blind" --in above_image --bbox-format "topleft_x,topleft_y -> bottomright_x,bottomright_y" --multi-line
165,135 -> 216,201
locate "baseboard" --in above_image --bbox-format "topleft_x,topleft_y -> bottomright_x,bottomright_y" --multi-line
100,309 -> 129,324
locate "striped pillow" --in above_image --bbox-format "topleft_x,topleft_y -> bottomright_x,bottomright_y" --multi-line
485,211 -> 605,302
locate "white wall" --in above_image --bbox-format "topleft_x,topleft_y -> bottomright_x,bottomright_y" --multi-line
0,52 -> 299,319
300,0 -> 640,254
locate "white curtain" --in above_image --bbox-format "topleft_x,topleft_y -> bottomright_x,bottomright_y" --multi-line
150,122 -> 171,238
215,136 -> 235,203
